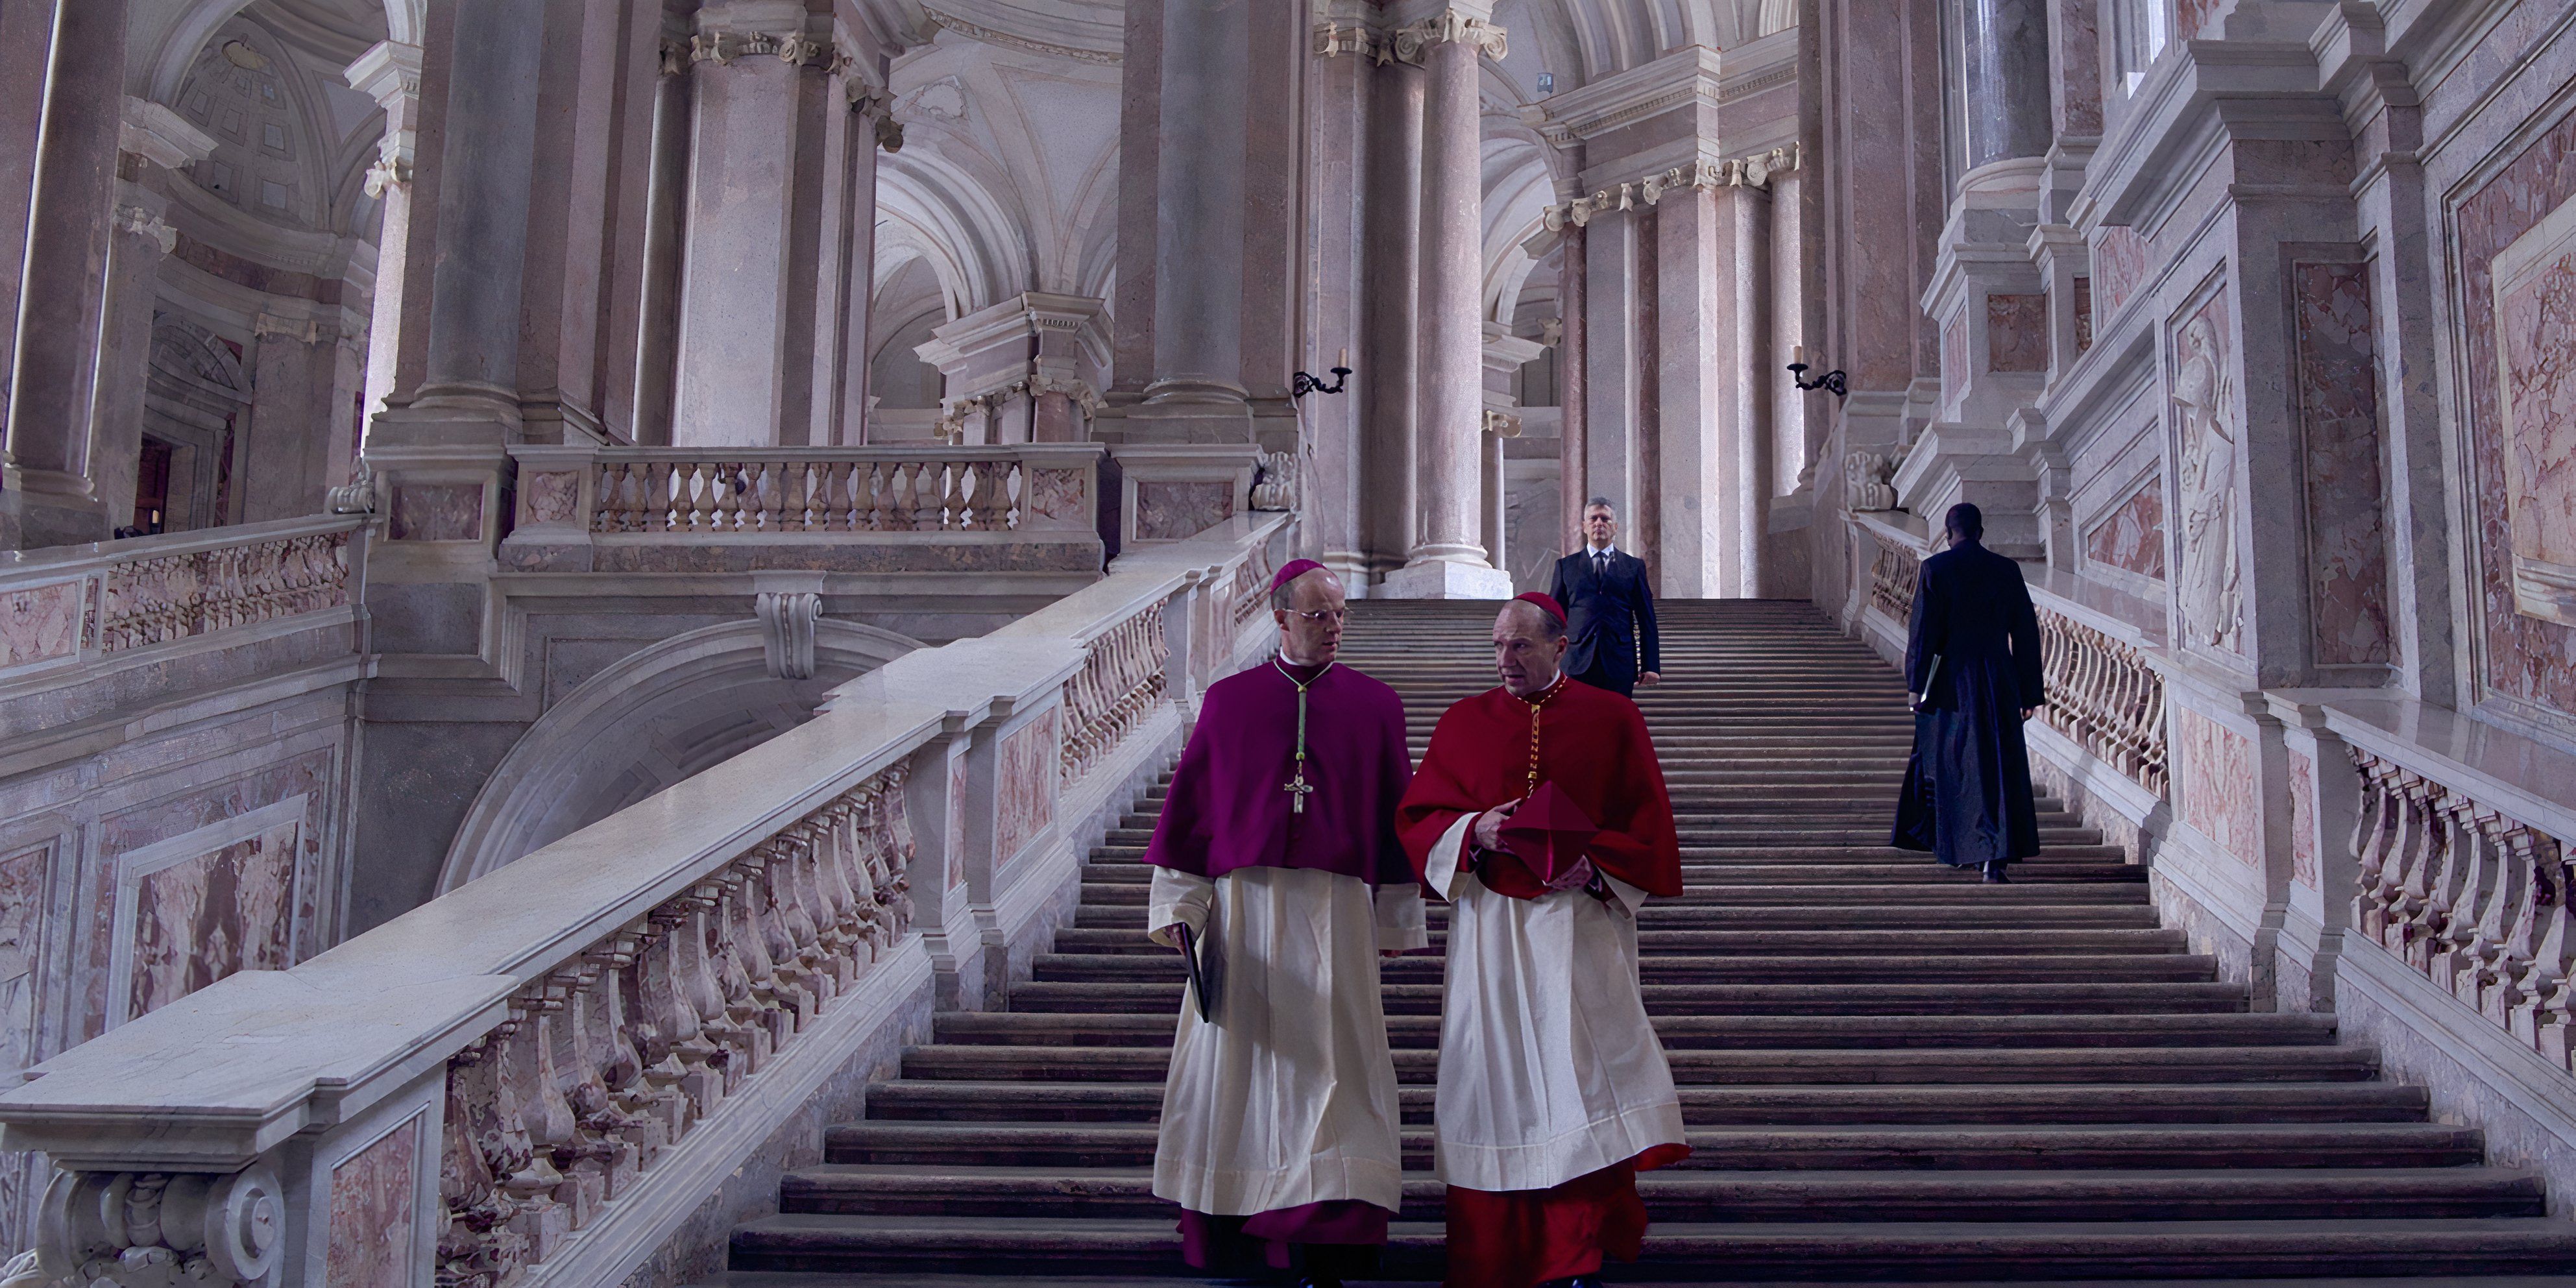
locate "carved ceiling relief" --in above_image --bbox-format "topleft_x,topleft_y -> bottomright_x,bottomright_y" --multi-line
2169,287 -> 2244,657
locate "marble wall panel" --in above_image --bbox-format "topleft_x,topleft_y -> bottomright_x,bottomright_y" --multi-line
2290,260 -> 2394,666
0,578 -> 82,670
123,812 -> 302,1022
522,471 -> 580,525
0,844 -> 47,1080
995,708 -> 1058,864
2492,192 -> 2576,626
1940,314 -> 1967,413
2170,285 -> 2244,655
2174,706 -> 2258,866
325,1113 -> 421,1287
1987,293 -> 2050,372
946,757 -> 967,891
2084,470 -> 2167,580
85,751 -> 332,1039
2287,747 -> 2318,890
2074,277 -> 2095,354
1135,481 -> 1235,541
2453,108 -> 2576,721
2095,227 -> 2148,319
2054,0 -> 2104,136
1023,467 -> 1090,528
389,483 -> 483,541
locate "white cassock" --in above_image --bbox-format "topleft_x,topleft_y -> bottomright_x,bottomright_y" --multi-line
1422,816 -> 1686,1192
1147,866 -> 1428,1215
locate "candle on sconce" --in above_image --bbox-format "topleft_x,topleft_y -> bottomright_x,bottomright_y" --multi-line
1338,346 -> 1350,369
1791,344 -> 1806,367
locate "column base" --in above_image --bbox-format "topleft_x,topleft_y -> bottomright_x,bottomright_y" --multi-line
1,468 -> 111,549
1378,558 -> 1514,600
1123,382 -> 1254,444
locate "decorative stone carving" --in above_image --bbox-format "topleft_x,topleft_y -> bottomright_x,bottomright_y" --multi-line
1313,19 -> 1379,59
2490,195 -> 2576,627
109,205 -> 176,255
757,591 -> 822,681
326,461 -> 378,515
1544,145 -> 1801,230
1387,10 -> 1507,64
1249,451 -> 1298,513
2032,608 -> 2168,798
1866,531 -> 1919,623
97,529 -> 354,651
361,138 -> 412,197
1480,409 -> 1522,438
921,6 -> 1119,65
2170,297 -> 2244,654
1843,448 -> 1899,513
34,1165 -> 284,1287
687,29 -> 846,71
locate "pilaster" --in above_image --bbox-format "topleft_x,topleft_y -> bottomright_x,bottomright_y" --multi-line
88,100 -> 217,537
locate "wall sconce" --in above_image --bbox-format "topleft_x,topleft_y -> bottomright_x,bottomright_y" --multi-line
1293,348 -> 1352,398
1787,344 -> 1847,397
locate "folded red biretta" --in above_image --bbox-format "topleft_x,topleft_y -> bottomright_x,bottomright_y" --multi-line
1514,590 -> 1566,625
1270,558 -> 1328,595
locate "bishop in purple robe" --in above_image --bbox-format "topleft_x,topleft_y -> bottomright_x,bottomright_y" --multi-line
1145,558 -> 1425,1288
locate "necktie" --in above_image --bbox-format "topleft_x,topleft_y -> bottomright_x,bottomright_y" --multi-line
1594,552 -> 1609,578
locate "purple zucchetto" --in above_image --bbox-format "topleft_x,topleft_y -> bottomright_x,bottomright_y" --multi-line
1269,558 -> 1329,595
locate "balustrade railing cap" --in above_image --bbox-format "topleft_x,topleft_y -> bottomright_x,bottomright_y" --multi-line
0,971 -> 510,1167
2323,696 -> 2576,848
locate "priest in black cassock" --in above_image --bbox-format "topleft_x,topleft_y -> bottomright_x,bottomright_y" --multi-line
1891,503 -> 2047,883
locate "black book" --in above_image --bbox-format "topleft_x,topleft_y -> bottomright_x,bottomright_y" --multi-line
1174,923 -> 1217,1023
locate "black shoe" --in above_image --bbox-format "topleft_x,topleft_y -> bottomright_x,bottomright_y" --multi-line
1982,860 -> 2010,884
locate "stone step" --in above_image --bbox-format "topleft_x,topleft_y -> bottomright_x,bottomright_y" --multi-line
822,1121 -> 2483,1171
1070,903 -> 2161,932
1006,981 -> 2249,1017
860,1080 -> 2424,1126
727,1214 -> 2576,1279
897,1044 -> 2376,1086
1029,953 -> 2220,986
930,1012 -> 2332,1051
775,1164 -> 2545,1222
1075,848 -> 2127,876
1052,925 -> 2186,957
699,1272 -> 2576,1287
1073,876 -> 2148,905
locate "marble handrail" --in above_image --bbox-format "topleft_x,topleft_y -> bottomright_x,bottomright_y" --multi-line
584,446 -> 1102,535
0,514 -> 1289,1288
0,515 -> 363,674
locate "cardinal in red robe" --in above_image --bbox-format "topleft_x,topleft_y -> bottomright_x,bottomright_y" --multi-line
1144,559 -> 1426,1288
1396,592 -> 1688,1288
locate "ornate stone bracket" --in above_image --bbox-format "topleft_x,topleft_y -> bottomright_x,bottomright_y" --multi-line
1385,10 -> 1507,64
362,137 -> 413,197
1312,19 -> 1381,59
757,590 -> 823,681
33,1165 -> 285,1287
110,204 -> 176,255
1543,143 -> 1803,230
1249,451 -> 1298,513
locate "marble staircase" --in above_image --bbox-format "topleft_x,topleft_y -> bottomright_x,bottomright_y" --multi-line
716,600 -> 2576,1283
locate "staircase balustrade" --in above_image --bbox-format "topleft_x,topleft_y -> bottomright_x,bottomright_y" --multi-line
2348,746 -> 2575,1076
2032,609 -> 2169,798
572,448 -> 1102,535
0,513 -> 1291,1288
0,515 -> 363,676
1868,529 -> 1917,624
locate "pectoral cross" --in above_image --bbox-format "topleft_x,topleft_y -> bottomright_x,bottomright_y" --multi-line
1273,654 -> 1335,815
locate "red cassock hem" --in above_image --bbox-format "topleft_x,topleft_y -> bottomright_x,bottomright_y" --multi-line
1441,1146 -> 1691,1288
1176,1199 -> 1390,1272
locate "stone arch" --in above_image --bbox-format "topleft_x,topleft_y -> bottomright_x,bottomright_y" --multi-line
436,619 -> 921,893
136,0 -> 424,102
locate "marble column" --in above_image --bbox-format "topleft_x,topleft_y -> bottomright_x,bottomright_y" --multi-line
1128,0 -> 1254,440
670,5 -> 840,446
2,0 -> 128,546
629,41 -> 692,446
1482,426 -> 1508,585
1581,208 -> 1643,535
1382,9 -> 1511,600
1958,0 -> 2054,171
516,0 -> 629,444
1721,180 -> 1773,598
244,313 -> 364,522
1654,185 -> 1723,598
1557,223 -> 1589,556
88,102 -> 217,537
1306,20 -> 1373,578
812,69 -> 888,446
409,0 -> 546,422
0,0 -> 59,529
346,42 -> 426,421
1361,55 -> 1422,577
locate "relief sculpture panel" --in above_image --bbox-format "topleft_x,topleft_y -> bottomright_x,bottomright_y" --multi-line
2455,110 -> 2576,721
2170,289 -> 2244,655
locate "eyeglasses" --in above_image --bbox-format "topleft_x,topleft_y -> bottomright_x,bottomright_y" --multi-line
1287,609 -> 1346,624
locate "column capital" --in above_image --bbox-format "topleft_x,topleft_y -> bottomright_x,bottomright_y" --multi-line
1542,143 -> 1803,230
110,203 -> 178,254
118,97 -> 217,172
1387,10 -> 1507,65
1312,19 -> 1382,60
343,40 -> 424,110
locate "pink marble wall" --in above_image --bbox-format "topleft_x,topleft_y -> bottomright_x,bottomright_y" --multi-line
2054,0 -> 2104,136
2290,260 -> 2394,666
1023,467 -> 1090,529
995,708 -> 1058,863
2174,707 -> 2258,866
86,752 -> 330,1039
2287,747 -> 2318,890
522,471 -> 580,525
127,817 -> 301,1021
2453,110 -> 2576,719
0,578 -> 83,669
389,483 -> 483,541
1987,293 -> 2049,372
2094,227 -> 2148,319
2074,277 -> 2095,354
2084,472 -> 2167,579
326,1113 -> 420,1287
1135,481 -> 1234,541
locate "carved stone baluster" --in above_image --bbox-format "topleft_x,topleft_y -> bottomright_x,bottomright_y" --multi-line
2351,760 -> 2406,940
709,868 -> 776,1073
787,830 -> 839,1004
439,1038 -> 531,1288
537,971 -> 613,1228
743,851 -> 815,1027
725,854 -> 799,1043
642,906 -> 722,1119
817,803 -> 869,980
2505,831 -> 2571,1052
2483,826 -> 2547,1030
2433,814 -> 2502,1002
877,764 -> 917,936
674,884 -> 752,1091
487,1011 -> 572,1265
2390,790 -> 2455,965
585,934 -> 666,1178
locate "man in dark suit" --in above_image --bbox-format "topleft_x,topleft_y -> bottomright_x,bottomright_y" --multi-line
1547,498 -> 1660,697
